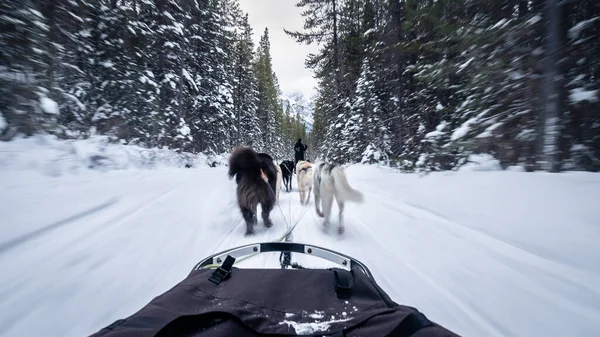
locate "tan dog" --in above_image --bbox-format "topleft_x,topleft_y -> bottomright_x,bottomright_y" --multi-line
296,160 -> 313,205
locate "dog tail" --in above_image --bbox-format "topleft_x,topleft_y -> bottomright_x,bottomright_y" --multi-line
331,166 -> 363,203
228,147 -> 260,179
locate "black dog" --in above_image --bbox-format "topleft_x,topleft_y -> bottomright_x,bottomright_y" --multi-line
279,160 -> 294,192
228,147 -> 276,235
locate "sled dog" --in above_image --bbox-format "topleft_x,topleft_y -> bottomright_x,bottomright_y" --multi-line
313,162 -> 363,234
280,160 -> 294,192
228,147 -> 276,235
296,160 -> 313,205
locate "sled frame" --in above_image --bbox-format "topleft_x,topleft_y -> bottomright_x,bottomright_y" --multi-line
193,242 -> 374,278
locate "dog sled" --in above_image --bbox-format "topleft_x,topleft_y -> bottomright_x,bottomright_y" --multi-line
90,242 -> 459,337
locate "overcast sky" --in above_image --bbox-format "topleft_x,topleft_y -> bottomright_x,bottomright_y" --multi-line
238,0 -> 319,98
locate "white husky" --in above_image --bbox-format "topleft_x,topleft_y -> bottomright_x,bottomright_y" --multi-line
296,160 -> 313,205
313,162 -> 363,234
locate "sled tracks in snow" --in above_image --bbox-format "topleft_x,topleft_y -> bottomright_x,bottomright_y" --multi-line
0,198 -> 119,255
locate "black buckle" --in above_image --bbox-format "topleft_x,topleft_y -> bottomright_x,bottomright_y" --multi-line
209,255 -> 235,285
333,269 -> 354,299
280,251 -> 291,269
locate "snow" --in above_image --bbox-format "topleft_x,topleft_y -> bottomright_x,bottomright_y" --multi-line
490,19 -> 508,30
363,28 -> 376,36
139,75 -> 159,88
451,118 -> 476,141
182,68 -> 198,92
569,88 -> 598,104
63,93 -> 86,111
457,57 -> 474,72
0,135 -> 223,175
40,97 -> 59,115
568,17 -> 599,40
308,311 -> 325,319
1,145 -> 600,337
425,121 -> 448,139
280,92 -> 314,130
526,15 -> 541,25
279,317 -> 352,335
476,122 -> 503,139
458,154 -> 502,172
32,20 -> 49,31
178,120 -> 191,137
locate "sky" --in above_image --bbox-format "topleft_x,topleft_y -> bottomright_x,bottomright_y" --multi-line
238,0 -> 319,98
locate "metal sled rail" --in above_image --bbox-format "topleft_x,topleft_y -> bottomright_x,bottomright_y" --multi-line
193,242 -> 374,278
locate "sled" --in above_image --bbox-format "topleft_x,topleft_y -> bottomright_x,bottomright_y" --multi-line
91,242 -> 459,337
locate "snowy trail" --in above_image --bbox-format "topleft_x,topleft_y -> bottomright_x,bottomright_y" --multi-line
1,166 -> 600,337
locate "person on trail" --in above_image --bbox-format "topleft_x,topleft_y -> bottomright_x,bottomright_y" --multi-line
294,138 -> 308,168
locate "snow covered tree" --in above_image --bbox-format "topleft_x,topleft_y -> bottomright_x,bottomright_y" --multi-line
254,28 -> 282,154
288,0 -> 599,171
0,0 -> 54,140
232,14 -> 261,148
560,0 -> 600,171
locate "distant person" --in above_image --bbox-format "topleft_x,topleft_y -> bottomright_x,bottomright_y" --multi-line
294,138 -> 308,168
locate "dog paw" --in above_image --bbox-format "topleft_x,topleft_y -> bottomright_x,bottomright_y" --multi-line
338,226 -> 345,235
264,219 -> 273,228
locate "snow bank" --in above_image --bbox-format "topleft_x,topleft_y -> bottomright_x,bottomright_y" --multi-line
0,135 -> 226,176
458,154 -> 503,172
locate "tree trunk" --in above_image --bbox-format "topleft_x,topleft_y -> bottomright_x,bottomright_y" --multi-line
332,0 -> 341,103
540,0 -> 561,172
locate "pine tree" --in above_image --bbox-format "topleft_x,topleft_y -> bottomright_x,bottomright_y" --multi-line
0,0 -> 53,140
232,14 -> 261,148
254,28 -> 281,154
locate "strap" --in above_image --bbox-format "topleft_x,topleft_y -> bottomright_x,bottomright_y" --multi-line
386,311 -> 433,337
333,269 -> 354,299
279,251 -> 291,269
209,255 -> 235,285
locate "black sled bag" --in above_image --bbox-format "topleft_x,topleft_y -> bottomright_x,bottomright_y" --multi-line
90,265 -> 459,337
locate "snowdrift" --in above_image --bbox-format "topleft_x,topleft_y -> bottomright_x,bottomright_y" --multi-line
0,135 -> 227,176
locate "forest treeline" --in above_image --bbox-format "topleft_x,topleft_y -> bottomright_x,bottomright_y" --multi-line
288,0 -> 599,171
0,0 -> 308,159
